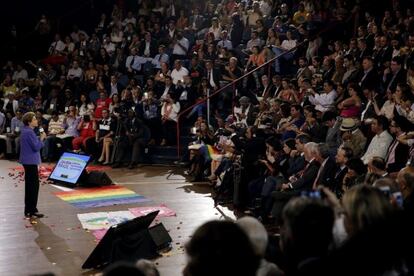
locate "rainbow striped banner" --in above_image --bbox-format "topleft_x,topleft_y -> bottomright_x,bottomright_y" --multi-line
54,186 -> 150,209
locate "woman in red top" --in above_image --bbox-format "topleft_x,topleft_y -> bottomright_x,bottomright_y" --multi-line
338,83 -> 362,118
94,91 -> 112,119
72,115 -> 96,152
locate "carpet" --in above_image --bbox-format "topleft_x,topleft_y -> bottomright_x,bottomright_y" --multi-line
129,204 -> 176,218
54,185 -> 150,209
77,211 -> 135,230
77,204 -> 176,241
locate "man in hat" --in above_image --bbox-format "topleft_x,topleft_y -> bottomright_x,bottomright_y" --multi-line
340,118 -> 367,158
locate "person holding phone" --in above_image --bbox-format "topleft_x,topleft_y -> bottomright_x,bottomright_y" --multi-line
19,112 -> 46,219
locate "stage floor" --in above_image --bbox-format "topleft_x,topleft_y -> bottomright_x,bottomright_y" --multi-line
0,160 -> 235,276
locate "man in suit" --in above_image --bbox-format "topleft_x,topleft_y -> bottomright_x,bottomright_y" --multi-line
258,75 -> 274,100
188,7 -> 205,32
356,38 -> 371,62
321,111 -> 341,155
286,134 -> 311,177
139,32 -> 158,58
296,57 -> 313,80
271,75 -> 283,98
382,56 -> 407,93
271,142 -> 320,225
360,86 -> 383,125
358,56 -> 379,91
386,116 -> 411,176
156,76 -> 176,100
312,143 -> 336,189
405,34 -> 414,69
234,96 -> 258,127
375,35 -> 393,70
333,146 -> 352,196
322,57 -> 335,82
203,60 -> 221,91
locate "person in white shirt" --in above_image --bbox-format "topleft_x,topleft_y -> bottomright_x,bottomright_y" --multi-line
3,92 -> 19,115
160,93 -> 181,146
170,60 -> 189,85
246,31 -> 264,51
172,31 -> 189,60
361,115 -> 393,164
217,30 -> 233,50
12,64 -> 28,81
208,17 -> 222,40
103,38 -> 116,56
308,80 -> 337,112
122,11 -> 136,27
67,61 -> 83,80
259,0 -> 272,17
272,31 -> 297,73
151,45 -> 170,69
125,48 -> 149,74
49,34 -> 65,55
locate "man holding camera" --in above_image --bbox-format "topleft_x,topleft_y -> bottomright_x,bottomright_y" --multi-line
112,109 -> 150,169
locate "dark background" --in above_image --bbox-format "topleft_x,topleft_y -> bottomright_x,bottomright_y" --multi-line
0,0 -> 117,62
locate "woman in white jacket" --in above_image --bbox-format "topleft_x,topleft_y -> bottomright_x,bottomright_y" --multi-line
160,92 -> 181,146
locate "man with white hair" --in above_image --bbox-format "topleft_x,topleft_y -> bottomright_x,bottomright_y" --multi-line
237,217 -> 283,276
270,142 -> 321,224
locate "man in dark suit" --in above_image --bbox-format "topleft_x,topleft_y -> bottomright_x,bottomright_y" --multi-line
139,32 -> 158,58
356,38 -> 371,62
333,146 -> 352,197
386,116 -> 411,176
285,134 -> 311,177
155,76 -> 176,99
271,75 -> 283,98
203,60 -> 221,91
405,34 -> 414,69
358,56 -> 380,91
361,86 -> 383,124
188,7 -> 205,32
322,57 -> 335,82
258,74 -> 274,99
271,142 -> 320,224
375,36 -> 393,70
312,143 -> 337,189
382,56 -> 407,93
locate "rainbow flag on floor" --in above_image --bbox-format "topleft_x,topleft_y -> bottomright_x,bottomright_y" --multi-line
54,186 -> 150,209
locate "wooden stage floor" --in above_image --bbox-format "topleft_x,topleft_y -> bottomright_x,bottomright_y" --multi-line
0,160 -> 235,276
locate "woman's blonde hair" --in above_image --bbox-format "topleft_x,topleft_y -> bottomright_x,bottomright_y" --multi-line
22,112 -> 36,126
342,185 -> 395,236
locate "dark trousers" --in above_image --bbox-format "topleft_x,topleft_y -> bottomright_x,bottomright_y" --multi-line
23,164 -> 39,215
161,120 -> 177,145
115,137 -> 146,164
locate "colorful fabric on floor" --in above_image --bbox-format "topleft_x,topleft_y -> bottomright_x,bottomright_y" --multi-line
129,204 -> 176,218
78,204 -> 176,241
77,211 -> 135,230
54,186 -> 150,208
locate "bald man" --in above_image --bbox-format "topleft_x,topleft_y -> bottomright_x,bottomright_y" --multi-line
397,166 -> 414,214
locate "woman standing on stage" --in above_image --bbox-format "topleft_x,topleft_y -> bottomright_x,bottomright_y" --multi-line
20,112 -> 46,218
